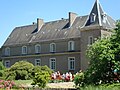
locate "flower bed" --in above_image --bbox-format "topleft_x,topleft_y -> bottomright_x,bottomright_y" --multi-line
0,80 -> 16,89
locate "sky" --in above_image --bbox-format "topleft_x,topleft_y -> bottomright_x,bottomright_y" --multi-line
0,0 -> 120,47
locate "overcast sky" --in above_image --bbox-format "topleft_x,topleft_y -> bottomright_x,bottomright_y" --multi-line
0,0 -> 120,47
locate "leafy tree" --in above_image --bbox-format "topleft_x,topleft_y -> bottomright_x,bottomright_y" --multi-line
83,22 -> 120,85
85,38 -> 115,85
5,61 -> 34,80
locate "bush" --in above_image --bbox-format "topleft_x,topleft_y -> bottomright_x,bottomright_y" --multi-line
5,61 -> 34,80
31,65 -> 53,77
74,71 -> 84,88
0,61 -> 5,79
31,65 -> 52,88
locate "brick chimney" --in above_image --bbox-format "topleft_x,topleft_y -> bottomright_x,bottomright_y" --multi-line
37,18 -> 44,31
69,12 -> 77,27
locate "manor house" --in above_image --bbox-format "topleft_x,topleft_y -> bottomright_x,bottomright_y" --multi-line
0,0 -> 116,72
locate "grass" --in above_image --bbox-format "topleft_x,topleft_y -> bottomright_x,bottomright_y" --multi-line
14,80 -> 33,87
79,84 -> 120,90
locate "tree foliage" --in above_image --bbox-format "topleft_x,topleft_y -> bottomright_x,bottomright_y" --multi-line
0,61 -> 5,78
31,65 -> 52,88
83,22 -> 120,85
5,61 -> 34,80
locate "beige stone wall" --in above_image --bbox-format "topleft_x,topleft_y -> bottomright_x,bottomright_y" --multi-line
3,52 -> 81,73
2,38 -> 80,56
81,29 -> 101,71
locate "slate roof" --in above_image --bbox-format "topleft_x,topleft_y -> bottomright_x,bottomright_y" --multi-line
3,0 -> 116,46
85,0 -> 116,29
3,16 -> 88,46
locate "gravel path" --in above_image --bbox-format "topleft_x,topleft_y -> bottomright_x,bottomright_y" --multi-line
47,82 -> 75,88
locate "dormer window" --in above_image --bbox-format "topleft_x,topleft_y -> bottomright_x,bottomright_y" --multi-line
90,13 -> 96,23
102,13 -> 107,23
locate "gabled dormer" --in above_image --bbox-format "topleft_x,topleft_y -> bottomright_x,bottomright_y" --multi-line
85,0 -> 103,26
85,0 -> 116,29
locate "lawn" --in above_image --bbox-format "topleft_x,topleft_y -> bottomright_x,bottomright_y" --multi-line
14,80 -> 33,87
80,84 -> 120,90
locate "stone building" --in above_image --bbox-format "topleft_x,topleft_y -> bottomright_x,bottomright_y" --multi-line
0,0 -> 116,72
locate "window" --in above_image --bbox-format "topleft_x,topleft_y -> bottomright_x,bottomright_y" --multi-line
35,59 -> 41,66
88,36 -> 93,45
5,47 -> 10,56
50,58 -> 56,71
5,60 -> 10,68
68,57 -> 75,70
22,46 -> 27,54
102,13 -> 107,23
90,13 -> 96,23
35,44 -> 41,54
50,43 -> 56,52
68,41 -> 75,51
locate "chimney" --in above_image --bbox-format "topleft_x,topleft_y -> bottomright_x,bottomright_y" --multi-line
37,18 -> 44,31
69,12 -> 77,27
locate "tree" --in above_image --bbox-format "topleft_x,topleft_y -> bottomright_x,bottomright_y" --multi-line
84,22 -> 120,85
5,61 -> 34,80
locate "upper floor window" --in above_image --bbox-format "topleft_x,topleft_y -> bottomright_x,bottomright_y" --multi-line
5,47 -> 10,56
68,41 -> 75,51
35,59 -> 41,66
90,13 -> 96,23
68,57 -> 75,70
102,13 -> 107,23
50,58 -> 56,71
50,43 -> 56,52
22,46 -> 27,54
88,36 -> 93,45
35,44 -> 41,54
5,60 -> 10,68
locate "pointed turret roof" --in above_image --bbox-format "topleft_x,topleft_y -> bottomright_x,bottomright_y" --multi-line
85,0 -> 116,29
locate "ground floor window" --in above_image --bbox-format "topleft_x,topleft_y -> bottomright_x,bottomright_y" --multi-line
50,58 -> 56,71
5,60 -> 10,68
68,57 -> 75,70
35,59 -> 41,66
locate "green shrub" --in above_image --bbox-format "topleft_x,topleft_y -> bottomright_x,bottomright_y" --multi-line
0,61 -> 6,79
5,61 -> 34,80
31,65 -> 53,77
74,71 -> 84,88
31,65 -> 52,88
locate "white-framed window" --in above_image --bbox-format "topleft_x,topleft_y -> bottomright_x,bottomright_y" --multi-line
68,41 -> 75,51
35,59 -> 41,66
5,47 -> 10,56
50,43 -> 56,52
35,44 -> 41,54
5,60 -> 10,68
88,36 -> 93,45
50,58 -> 56,71
90,13 -> 96,23
68,57 -> 75,70
22,46 -> 27,54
